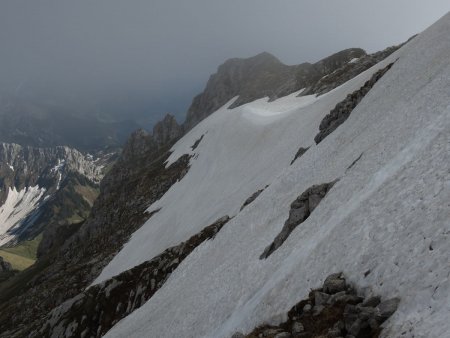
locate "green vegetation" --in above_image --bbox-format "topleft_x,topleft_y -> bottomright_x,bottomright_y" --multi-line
0,234 -> 42,270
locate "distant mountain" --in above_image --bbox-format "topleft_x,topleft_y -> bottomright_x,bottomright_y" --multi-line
0,143 -> 115,256
0,96 -> 140,152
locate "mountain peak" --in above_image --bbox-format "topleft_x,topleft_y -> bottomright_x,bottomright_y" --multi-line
153,113 -> 182,145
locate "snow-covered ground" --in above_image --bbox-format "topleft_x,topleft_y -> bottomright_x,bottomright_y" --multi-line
0,186 -> 46,246
102,13 -> 450,338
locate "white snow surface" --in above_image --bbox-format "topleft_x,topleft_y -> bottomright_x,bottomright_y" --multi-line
103,13 -> 450,338
0,186 -> 46,246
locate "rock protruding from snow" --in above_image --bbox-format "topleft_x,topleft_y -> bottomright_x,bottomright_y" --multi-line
302,44 -> 401,97
314,63 -> 394,144
40,216 -> 230,338
290,146 -> 310,165
241,273 -> 399,338
260,181 -> 336,259
240,186 -> 268,211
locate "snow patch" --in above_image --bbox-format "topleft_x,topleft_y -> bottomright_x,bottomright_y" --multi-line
0,186 -> 46,245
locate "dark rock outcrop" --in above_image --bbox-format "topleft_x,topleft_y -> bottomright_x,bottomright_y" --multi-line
259,181 -> 336,259
240,186 -> 268,211
260,181 -> 337,259
191,134 -> 205,151
314,63 -> 394,144
184,49 -> 367,130
40,216 -> 230,338
152,114 -> 183,145
302,45 -> 400,97
241,272 -> 399,338
290,147 -> 310,165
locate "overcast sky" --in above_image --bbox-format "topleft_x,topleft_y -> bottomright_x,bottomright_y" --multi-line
0,1 -> 448,125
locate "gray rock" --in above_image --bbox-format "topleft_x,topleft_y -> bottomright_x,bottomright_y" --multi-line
313,305 -> 325,316
262,328 -> 284,336
377,298 -> 400,320
343,304 -> 359,330
314,63 -> 394,144
291,321 -> 304,334
274,333 -> 291,338
240,188 -> 265,211
260,182 -> 336,258
332,294 -> 363,305
315,291 -> 330,306
303,304 -> 312,313
357,306 -> 377,321
327,291 -> 346,304
323,273 -> 346,294
231,332 -> 245,338
348,319 -> 363,336
362,295 -> 381,308
290,147 -> 309,165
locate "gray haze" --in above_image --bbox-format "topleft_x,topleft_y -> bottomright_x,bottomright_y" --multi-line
0,0 -> 448,126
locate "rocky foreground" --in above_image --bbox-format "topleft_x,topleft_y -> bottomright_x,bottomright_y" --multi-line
234,273 -> 399,338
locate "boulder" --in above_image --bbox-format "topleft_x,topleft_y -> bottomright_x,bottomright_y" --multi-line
323,273 -> 346,294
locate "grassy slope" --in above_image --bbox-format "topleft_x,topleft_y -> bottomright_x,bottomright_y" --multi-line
0,235 -> 41,270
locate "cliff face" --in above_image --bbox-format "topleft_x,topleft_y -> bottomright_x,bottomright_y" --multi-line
152,114 -> 183,145
184,48 -> 367,130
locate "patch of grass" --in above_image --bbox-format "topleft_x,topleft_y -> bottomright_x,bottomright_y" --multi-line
0,235 -> 42,270
0,251 -> 34,271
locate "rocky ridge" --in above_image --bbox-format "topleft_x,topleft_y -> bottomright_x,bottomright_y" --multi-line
260,181 -> 336,259
39,216 -> 230,338
237,273 -> 399,338
314,63 -> 395,144
184,49 -> 366,130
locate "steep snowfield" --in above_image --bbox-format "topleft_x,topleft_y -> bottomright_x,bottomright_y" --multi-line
0,186 -> 46,245
104,13 -> 449,338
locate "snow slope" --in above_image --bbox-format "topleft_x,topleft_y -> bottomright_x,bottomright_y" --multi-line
104,13 -> 450,338
0,186 -> 46,246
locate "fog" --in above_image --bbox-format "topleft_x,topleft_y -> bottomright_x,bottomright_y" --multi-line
0,1 -> 448,126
